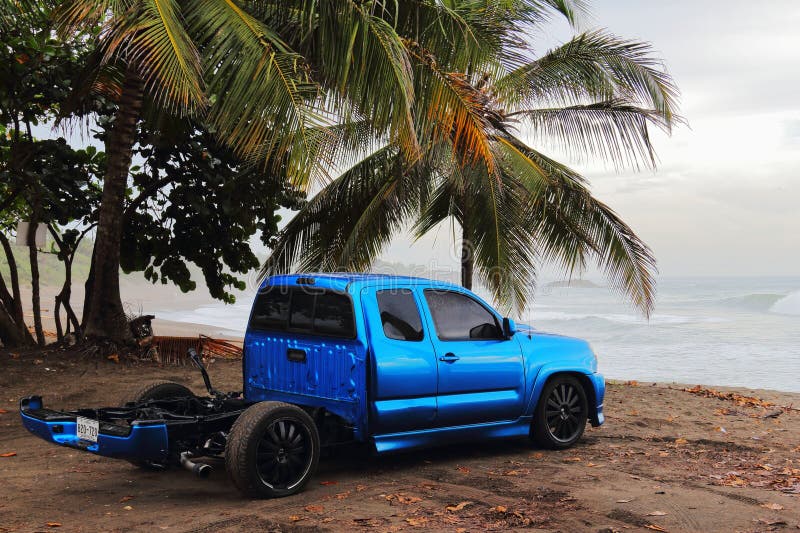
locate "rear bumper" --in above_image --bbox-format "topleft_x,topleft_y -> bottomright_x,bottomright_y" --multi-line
19,396 -> 170,461
588,372 -> 605,427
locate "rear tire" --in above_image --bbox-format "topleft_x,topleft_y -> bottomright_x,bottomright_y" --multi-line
225,401 -> 320,498
531,375 -> 588,449
121,381 -> 195,470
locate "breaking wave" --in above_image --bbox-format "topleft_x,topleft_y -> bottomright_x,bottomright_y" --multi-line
715,293 -> 784,311
770,291 -> 800,316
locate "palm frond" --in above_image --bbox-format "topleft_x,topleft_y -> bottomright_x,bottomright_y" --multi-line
406,39 -> 498,173
468,167 -> 537,313
95,0 -> 205,113
496,30 -> 680,127
260,145 -> 417,277
301,0 -> 419,159
186,0 -> 323,182
519,147 -> 657,316
511,100 -> 670,169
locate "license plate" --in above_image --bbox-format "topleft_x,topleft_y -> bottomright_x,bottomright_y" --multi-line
76,416 -> 99,443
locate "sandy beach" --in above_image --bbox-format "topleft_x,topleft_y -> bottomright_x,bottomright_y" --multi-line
0,341 -> 798,533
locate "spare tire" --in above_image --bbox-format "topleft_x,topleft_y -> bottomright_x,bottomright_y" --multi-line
121,380 -> 194,470
121,380 -> 194,406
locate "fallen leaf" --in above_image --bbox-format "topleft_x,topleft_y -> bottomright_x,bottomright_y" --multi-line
0,452 -> 17,457
404,517 -> 428,527
756,518 -> 787,526
446,501 -> 473,512
119,496 -> 133,503
122,505 -> 133,511
33,359 -> 43,365
46,522 -> 62,528
107,354 -> 120,364
10,353 -> 20,359
289,515 -> 303,522
335,491 -> 350,500
0,409 -> 8,414
304,504 -> 324,513
625,380 -> 639,387
319,480 -> 338,486
491,505 -> 507,513
674,438 -> 688,446
356,484 -> 367,492
645,525 -> 668,532
530,452 -> 544,459
647,511 -> 667,516
456,465 -> 471,474
564,457 -> 582,462
761,503 -> 784,510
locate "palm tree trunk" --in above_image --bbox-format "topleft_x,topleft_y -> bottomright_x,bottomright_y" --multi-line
83,69 -> 143,344
460,197 -> 474,290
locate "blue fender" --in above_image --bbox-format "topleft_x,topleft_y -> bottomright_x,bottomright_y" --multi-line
525,364 -> 606,427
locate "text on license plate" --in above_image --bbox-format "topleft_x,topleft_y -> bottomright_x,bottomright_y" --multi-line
76,416 -> 99,443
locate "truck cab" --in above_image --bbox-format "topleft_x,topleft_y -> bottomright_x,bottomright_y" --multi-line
244,274 -> 604,454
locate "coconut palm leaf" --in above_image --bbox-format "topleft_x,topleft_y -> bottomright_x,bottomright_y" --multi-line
295,0 -> 419,158
496,30 -> 679,125
94,0 -> 205,113
261,145 -> 418,275
406,40 -> 499,173
185,0 -> 322,179
510,100 -> 670,169
520,147 -> 657,316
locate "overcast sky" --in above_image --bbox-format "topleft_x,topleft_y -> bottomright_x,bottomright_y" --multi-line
385,0 -> 800,278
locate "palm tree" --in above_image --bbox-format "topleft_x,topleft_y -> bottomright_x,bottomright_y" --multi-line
57,0 -> 423,342
262,10 -> 680,316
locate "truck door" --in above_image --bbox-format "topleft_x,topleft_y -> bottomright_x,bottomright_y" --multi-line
420,289 -> 525,427
362,287 -> 439,434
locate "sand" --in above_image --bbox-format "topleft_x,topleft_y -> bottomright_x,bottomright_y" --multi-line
0,342 -> 798,533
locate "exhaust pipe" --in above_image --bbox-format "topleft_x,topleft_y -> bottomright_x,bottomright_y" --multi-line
180,452 -> 212,479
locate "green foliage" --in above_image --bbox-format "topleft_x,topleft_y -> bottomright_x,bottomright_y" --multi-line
119,117 -> 305,303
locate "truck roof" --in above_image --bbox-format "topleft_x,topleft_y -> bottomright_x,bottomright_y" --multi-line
264,273 -> 462,292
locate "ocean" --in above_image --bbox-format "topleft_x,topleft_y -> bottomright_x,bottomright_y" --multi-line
155,276 -> 800,393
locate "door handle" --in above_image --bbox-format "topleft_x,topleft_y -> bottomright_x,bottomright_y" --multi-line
439,353 -> 459,363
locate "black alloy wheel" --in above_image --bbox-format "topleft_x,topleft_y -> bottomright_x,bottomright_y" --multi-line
531,375 -> 588,449
256,417 -> 314,491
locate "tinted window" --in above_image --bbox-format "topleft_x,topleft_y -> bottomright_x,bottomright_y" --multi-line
289,289 -> 316,330
249,287 -> 355,338
377,289 -> 424,341
250,287 -> 290,331
314,291 -> 355,337
424,290 -> 502,341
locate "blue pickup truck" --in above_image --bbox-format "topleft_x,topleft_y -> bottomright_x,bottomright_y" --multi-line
20,273 -> 605,498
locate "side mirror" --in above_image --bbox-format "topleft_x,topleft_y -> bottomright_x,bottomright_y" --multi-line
502,317 -> 517,339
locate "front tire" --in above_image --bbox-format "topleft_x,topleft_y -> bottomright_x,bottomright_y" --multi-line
225,402 -> 320,498
531,375 -> 588,449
